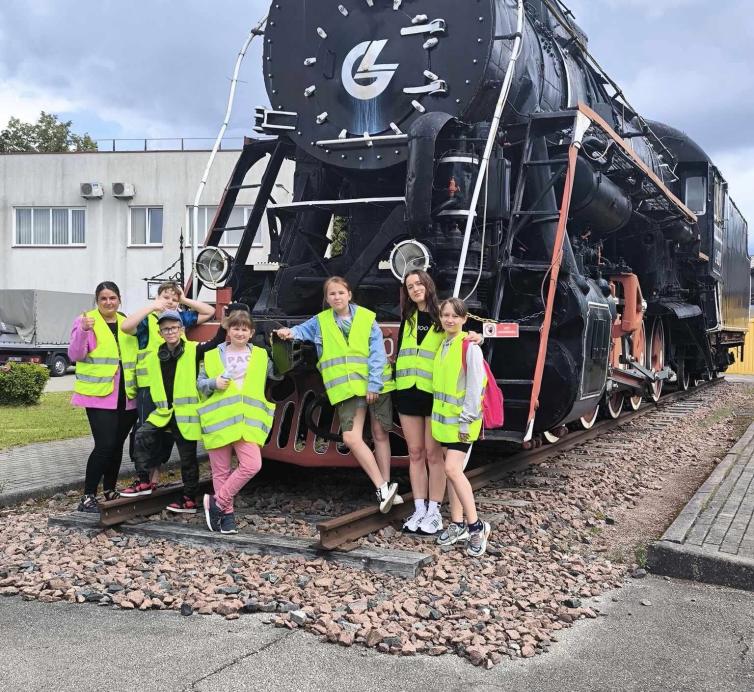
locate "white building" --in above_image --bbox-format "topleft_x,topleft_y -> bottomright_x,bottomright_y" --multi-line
0,146 -> 293,311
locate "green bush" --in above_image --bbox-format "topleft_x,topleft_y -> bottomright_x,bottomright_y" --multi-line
0,363 -> 50,405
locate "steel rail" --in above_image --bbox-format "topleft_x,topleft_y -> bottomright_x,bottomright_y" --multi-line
95,379 -> 722,532
316,378 -> 723,549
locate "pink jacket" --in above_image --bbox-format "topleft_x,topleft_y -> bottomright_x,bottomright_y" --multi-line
68,315 -> 136,411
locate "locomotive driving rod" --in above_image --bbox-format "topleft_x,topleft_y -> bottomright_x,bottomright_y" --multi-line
316,378 -> 722,550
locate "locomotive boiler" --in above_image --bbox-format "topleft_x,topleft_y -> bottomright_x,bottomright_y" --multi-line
190,0 -> 750,464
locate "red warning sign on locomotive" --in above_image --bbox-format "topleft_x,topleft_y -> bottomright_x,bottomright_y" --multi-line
483,322 -> 520,339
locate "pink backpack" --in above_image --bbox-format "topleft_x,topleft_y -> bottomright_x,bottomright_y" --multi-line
462,340 -> 504,430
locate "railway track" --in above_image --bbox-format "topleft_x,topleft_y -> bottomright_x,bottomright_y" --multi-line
316,378 -> 723,549
97,378 -> 723,545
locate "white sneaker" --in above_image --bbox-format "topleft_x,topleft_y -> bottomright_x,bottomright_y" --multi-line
418,511 -> 443,536
393,494 -> 404,505
376,482 -> 398,514
466,521 -> 491,557
402,506 -> 427,533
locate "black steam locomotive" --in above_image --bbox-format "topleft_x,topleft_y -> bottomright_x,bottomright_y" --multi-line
192,0 -> 750,463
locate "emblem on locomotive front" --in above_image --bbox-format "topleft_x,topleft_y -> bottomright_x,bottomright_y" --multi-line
341,39 -> 399,100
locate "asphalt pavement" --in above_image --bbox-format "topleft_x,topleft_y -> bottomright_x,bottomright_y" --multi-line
0,576 -> 752,691
44,373 -> 75,392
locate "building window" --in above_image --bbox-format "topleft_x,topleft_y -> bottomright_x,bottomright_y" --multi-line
14,207 -> 86,246
130,207 -> 163,246
186,205 -> 264,247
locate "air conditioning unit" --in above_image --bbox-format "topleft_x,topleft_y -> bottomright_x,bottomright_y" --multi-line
80,182 -> 104,199
112,182 -> 135,199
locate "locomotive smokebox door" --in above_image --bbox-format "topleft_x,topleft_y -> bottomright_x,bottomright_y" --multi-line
264,0 -> 502,170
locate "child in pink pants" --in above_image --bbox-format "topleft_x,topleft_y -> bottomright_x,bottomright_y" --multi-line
197,310 -> 275,534
208,441 -> 262,517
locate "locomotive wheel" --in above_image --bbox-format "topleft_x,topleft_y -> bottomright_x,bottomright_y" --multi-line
676,362 -> 690,391
576,406 -> 599,430
600,391 -> 624,419
647,319 -> 665,402
543,430 -> 560,444
626,393 -> 642,411
543,426 -> 568,444
693,368 -> 712,386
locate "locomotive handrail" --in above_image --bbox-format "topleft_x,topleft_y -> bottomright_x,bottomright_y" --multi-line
190,13 -> 268,298
452,0 -> 525,298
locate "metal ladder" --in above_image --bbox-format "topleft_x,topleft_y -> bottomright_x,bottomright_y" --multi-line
493,110 -> 592,442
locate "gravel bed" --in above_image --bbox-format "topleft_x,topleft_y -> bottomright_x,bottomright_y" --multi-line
0,381 -> 751,668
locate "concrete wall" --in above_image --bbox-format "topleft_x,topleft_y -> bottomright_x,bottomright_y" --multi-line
0,150 -> 293,311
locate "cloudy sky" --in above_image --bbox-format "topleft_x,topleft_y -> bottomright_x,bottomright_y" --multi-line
1,0 -> 752,249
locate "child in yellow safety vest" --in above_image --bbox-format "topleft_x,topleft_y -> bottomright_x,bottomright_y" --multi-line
275,276 -> 402,513
395,269 -> 483,537
197,310 -> 276,534
120,310 -> 225,514
432,298 -> 492,558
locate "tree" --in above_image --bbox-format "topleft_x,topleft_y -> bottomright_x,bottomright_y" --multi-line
330,215 -> 349,257
0,111 -> 97,153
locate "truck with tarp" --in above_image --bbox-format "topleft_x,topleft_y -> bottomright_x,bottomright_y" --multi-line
0,290 -> 93,376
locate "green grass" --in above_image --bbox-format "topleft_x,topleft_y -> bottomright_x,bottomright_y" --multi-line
700,405 -> 733,427
0,392 -> 90,450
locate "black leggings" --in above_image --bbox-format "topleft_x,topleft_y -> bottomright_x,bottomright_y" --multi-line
84,407 -> 137,495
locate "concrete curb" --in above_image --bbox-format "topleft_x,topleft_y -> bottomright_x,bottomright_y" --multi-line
648,540 -> 754,592
0,459 -> 192,509
647,420 -> 754,591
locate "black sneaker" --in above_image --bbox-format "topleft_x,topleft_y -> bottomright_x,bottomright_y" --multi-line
203,494 -> 222,532
77,494 -> 99,513
102,490 -> 120,502
220,512 -> 238,534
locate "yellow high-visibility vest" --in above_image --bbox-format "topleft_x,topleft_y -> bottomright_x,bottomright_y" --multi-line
74,310 -> 137,399
135,313 -> 164,388
144,340 -> 201,440
395,311 -> 445,394
197,346 -> 275,448
315,306 -> 396,402
431,333 -> 485,444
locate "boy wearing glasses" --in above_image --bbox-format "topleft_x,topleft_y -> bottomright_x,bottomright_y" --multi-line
121,310 -> 222,512
121,282 -> 215,480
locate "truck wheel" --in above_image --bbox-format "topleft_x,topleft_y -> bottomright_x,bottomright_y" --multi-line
49,354 -> 69,377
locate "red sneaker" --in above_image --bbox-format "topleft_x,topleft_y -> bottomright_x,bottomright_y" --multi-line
120,480 -> 156,497
166,496 -> 198,514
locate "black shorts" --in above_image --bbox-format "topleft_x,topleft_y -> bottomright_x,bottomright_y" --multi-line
393,386 -> 433,417
444,442 -> 472,453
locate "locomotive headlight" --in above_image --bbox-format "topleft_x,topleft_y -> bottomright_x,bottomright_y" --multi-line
195,247 -> 233,289
389,239 -> 432,281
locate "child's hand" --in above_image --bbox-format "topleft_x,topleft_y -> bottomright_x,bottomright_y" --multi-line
366,391 -> 378,405
80,314 -> 96,331
275,328 -> 293,340
152,296 -> 168,313
215,375 -> 230,391
465,331 -> 483,345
